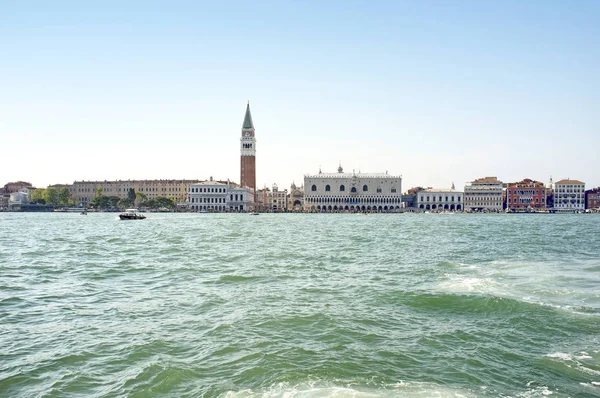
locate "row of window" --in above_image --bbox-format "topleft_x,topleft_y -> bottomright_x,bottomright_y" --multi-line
191,187 -> 226,193
191,197 -> 225,203
509,198 -> 540,203
466,196 -> 501,201
311,184 -> 397,193
191,205 -> 244,211
510,190 -> 544,195
305,197 -> 402,204
419,196 -> 462,202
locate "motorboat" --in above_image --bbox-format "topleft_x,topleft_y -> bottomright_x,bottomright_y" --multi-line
119,209 -> 146,220
248,212 -> 259,215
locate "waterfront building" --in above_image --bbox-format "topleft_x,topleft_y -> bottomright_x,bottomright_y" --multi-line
68,179 -> 201,205
303,165 -> 402,212
8,191 -> 30,211
506,178 -> 545,211
228,185 -> 254,212
267,184 -> 287,212
189,179 -> 253,212
552,179 -> 585,212
288,182 -> 304,212
585,187 -> 600,210
0,194 -> 8,210
254,187 -> 269,212
3,181 -> 32,194
240,102 -> 257,197
464,176 -> 504,212
403,187 -> 425,209
545,177 -> 554,209
416,185 -> 464,211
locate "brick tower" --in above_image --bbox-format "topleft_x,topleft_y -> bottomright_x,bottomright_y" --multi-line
240,102 -> 256,196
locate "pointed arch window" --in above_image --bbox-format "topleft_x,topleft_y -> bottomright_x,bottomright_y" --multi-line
311,185 -> 317,192
363,185 -> 368,192
351,187 -> 357,193
376,187 -> 382,193
340,185 -> 345,192
325,185 -> 331,192
391,187 -> 397,193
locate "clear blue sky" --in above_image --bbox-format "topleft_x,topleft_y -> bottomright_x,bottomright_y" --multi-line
1,1 -> 598,190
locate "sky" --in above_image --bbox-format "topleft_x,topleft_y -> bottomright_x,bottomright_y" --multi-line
1,0 -> 599,191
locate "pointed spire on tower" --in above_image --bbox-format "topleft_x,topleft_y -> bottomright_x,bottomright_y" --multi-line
242,101 -> 254,129
451,182 -> 455,190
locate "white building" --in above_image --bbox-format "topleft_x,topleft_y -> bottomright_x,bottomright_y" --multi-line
189,179 -> 254,212
303,166 -> 402,212
8,191 -> 30,211
464,176 -> 504,212
228,186 -> 254,212
417,185 -> 464,211
552,179 -> 585,212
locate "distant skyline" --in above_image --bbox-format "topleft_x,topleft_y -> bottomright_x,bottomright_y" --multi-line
2,1 -> 599,190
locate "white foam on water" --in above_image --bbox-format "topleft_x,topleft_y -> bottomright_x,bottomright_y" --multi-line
221,381 -> 477,398
437,274 -> 499,295
436,259 -> 600,317
545,352 -> 572,361
544,352 -> 600,377
514,385 -> 554,397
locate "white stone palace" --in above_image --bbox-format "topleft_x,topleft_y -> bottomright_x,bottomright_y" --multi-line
416,184 -> 464,211
303,166 -> 402,212
189,179 -> 254,212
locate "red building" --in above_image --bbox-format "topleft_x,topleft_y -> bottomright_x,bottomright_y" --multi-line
506,178 -> 546,210
586,187 -> 600,210
3,181 -> 33,193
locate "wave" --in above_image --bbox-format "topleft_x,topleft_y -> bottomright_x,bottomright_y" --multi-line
543,350 -> 600,379
212,275 -> 263,284
220,381 -> 478,398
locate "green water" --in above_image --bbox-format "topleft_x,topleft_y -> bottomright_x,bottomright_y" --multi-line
1,213 -> 599,397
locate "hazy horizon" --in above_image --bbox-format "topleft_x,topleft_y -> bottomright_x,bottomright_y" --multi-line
2,1 -> 599,190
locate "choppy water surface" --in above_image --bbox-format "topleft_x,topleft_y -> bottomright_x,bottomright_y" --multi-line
1,213 -> 599,397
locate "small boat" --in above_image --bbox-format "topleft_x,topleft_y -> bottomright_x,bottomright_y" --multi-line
119,209 -> 146,220
80,210 -> 87,215
248,212 -> 259,215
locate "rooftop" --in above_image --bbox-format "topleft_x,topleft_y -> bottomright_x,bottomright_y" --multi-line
555,179 -> 584,185
472,176 -> 502,183
305,171 -> 400,179
423,188 -> 461,193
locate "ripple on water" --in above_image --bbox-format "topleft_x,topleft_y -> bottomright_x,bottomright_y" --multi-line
1,213 -> 600,397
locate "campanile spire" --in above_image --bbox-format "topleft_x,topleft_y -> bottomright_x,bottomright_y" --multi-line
240,102 -> 257,197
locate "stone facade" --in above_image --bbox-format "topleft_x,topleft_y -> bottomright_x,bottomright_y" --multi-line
288,183 -> 304,211
68,179 -> 200,205
552,179 -> 585,212
3,181 -> 33,193
417,187 -> 463,211
506,178 -> 546,211
303,166 -> 402,212
464,176 -> 504,211
267,184 -> 287,212
189,180 -> 254,212
585,187 -> 600,210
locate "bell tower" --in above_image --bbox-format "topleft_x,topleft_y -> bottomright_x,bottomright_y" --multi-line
240,101 -> 256,195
